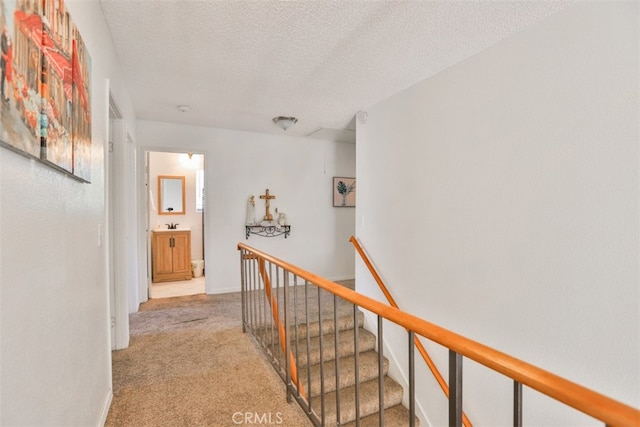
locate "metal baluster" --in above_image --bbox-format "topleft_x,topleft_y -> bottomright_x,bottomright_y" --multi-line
269,267 -> 276,361
253,256 -> 258,333
353,306 -> 361,426
240,250 -> 246,332
305,280 -> 313,416
244,254 -> 250,331
246,251 -> 252,332
275,263 -> 282,368
449,350 -> 463,427
253,257 -> 258,332
269,263 -> 277,367
249,256 -> 255,332
258,259 -> 264,346
318,286 -> 326,426
262,264 -> 269,348
259,261 -> 264,335
408,331 -> 415,427
334,294 -> 341,425
378,315 -> 385,427
293,273 -> 301,398
514,381 -> 523,427
266,264 -> 271,347
283,267 -> 291,403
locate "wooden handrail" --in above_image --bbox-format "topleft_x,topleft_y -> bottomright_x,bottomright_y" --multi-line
238,242 -> 640,427
349,236 -> 473,427
257,258 -> 305,398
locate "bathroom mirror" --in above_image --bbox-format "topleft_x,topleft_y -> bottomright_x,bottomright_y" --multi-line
158,175 -> 185,215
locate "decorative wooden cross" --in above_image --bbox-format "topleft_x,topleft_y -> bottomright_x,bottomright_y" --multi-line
259,189 -> 276,221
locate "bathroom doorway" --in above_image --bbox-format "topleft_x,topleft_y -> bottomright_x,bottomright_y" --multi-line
147,150 -> 206,298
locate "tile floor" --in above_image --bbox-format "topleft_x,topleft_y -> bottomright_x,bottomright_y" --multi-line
150,276 -> 206,299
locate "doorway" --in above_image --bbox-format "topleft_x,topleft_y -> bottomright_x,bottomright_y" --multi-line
147,150 -> 206,299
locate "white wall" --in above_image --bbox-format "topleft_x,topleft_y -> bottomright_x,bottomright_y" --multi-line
0,1 -> 136,425
136,120 -> 355,297
356,2 -> 638,426
149,151 -> 204,260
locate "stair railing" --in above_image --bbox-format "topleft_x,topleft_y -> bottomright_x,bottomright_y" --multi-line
349,235 -> 473,427
240,245 -> 396,426
257,257 -> 305,398
238,242 -> 640,427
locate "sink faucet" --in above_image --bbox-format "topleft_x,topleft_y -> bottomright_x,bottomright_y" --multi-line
166,223 -> 179,229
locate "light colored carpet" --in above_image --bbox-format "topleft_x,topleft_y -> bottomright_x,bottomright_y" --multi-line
105,292 -> 313,427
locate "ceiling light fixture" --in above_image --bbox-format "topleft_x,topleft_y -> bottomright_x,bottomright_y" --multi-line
177,105 -> 191,113
272,116 -> 298,131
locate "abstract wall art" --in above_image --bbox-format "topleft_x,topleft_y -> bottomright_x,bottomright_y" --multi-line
0,0 -> 92,182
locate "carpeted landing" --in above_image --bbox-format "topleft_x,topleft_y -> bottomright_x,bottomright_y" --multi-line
105,292 -> 313,426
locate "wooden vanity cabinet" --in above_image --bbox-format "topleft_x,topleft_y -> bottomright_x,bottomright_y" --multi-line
152,230 -> 192,282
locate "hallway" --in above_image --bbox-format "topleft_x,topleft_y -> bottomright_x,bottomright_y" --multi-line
106,291 -> 311,426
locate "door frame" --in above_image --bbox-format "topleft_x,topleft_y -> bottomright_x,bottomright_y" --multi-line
107,92 -> 131,350
141,149 -> 207,300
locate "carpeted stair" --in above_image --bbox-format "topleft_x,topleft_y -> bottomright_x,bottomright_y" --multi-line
279,311 -> 419,426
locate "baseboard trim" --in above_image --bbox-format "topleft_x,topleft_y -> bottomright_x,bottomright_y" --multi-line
361,310 -> 429,427
326,275 -> 355,282
98,389 -> 113,427
207,286 -> 240,295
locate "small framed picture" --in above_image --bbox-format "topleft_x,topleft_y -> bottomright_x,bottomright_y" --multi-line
333,177 -> 356,207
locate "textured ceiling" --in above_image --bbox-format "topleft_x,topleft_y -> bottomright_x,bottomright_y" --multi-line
99,0 -> 572,141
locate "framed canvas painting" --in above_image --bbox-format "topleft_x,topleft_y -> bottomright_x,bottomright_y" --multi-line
71,34 -> 92,182
0,0 -> 92,182
333,177 -> 355,207
0,6 -> 43,159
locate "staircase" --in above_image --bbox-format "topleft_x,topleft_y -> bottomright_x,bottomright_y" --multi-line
268,310 -> 419,426
240,252 -> 417,425
241,244 -> 640,427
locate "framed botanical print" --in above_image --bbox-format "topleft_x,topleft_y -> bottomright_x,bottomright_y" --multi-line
333,177 -> 355,207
